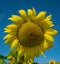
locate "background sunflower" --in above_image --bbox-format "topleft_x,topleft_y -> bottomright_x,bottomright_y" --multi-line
49,60 -> 56,64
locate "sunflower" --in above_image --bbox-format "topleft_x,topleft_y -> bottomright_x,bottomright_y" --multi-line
4,8 -> 57,61
49,60 -> 56,64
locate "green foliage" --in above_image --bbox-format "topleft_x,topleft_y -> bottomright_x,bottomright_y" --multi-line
17,62 -> 22,64
0,55 -> 7,64
32,62 -> 38,64
0,59 -> 6,64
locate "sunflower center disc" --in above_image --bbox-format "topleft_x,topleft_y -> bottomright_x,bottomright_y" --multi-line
18,21 -> 44,47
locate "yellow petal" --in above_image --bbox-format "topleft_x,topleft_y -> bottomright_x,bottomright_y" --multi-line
7,56 -> 12,60
4,28 -> 11,32
46,21 -> 54,27
32,8 -> 36,17
6,24 -> 18,28
38,21 -> 51,29
10,57 -> 15,63
5,24 -> 18,31
45,29 -> 58,36
18,47 -> 24,56
41,52 -> 46,57
4,24 -> 18,33
5,39 -> 9,44
44,14 -> 54,27
44,39 -> 53,47
28,8 -> 36,20
44,45 -> 48,50
44,34 -> 54,42
19,10 -> 27,21
43,41 -> 50,50
3,34 -> 13,40
8,15 -> 23,25
44,15 -> 52,21
12,43 -> 20,54
36,11 -> 46,21
4,27 -> 17,35
4,36 -> 17,44
18,50 -> 22,56
5,39 -> 12,44
28,9 -> 33,19
10,39 -> 18,49
44,41 -> 48,46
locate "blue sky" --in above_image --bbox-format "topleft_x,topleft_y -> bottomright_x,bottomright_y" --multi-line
0,0 -> 60,63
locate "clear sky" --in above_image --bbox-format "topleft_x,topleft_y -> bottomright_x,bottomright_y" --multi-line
0,0 -> 60,63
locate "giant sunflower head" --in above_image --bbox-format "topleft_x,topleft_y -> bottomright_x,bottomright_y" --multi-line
4,8 -> 57,61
